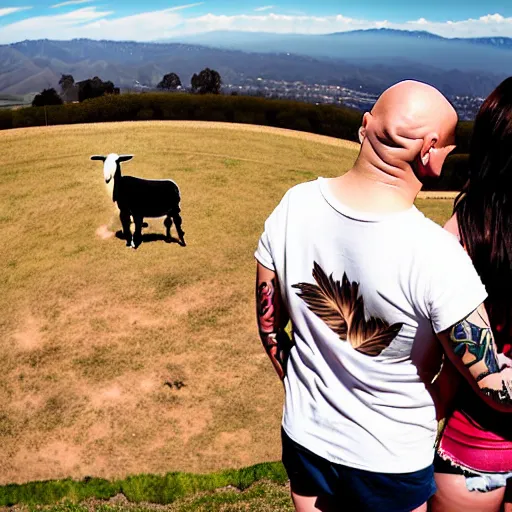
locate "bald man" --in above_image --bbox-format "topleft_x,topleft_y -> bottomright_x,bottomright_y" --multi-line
255,80 -> 512,512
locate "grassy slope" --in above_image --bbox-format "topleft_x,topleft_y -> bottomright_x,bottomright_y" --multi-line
0,122 -> 453,494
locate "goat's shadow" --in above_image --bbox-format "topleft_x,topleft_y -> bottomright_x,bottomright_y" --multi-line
115,230 -> 184,247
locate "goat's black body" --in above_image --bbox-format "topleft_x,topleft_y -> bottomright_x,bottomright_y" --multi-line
115,175 -> 180,217
113,170 -> 185,248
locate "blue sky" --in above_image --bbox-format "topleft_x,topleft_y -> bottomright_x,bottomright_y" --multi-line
1,0 -> 512,43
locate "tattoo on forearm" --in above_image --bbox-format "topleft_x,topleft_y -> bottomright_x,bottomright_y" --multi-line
257,278 -> 292,380
259,331 -> 293,380
257,279 -> 278,334
450,318 -> 512,405
451,320 -> 500,372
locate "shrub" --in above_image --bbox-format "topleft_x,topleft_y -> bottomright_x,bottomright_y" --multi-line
32,88 -> 63,107
191,68 -> 222,95
157,72 -> 182,91
0,109 -> 13,129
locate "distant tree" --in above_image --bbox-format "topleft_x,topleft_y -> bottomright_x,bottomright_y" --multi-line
59,74 -> 75,93
78,76 -> 118,102
191,68 -> 222,95
157,72 -> 182,91
32,88 -> 63,107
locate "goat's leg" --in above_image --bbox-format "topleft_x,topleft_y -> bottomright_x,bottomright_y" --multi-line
133,216 -> 144,249
172,208 -> 186,246
164,215 -> 173,242
120,210 -> 132,247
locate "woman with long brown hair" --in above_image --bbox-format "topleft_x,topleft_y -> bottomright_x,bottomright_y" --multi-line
432,77 -> 512,512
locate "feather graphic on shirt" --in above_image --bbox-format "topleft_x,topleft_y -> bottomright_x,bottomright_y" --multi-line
292,262 -> 403,356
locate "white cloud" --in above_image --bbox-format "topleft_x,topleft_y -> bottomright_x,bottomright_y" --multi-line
480,13 -> 504,23
0,7 -> 32,17
2,8 -> 512,43
179,12 -> 512,38
375,20 -> 389,29
166,2 -> 204,12
254,6 -> 275,12
403,13 -> 512,38
0,7 -> 112,42
0,4 -> 204,43
52,0 -> 93,8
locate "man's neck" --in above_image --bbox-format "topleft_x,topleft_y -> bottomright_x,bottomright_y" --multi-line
329,148 -> 423,214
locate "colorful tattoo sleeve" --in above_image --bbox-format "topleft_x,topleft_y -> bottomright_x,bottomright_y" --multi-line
448,310 -> 512,408
256,271 -> 292,381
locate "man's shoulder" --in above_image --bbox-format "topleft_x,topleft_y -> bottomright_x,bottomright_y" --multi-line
272,179 -> 321,211
286,179 -> 320,197
410,210 -> 461,247
400,211 -> 469,273
406,212 -> 478,290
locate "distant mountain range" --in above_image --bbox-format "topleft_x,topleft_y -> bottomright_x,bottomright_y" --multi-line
0,29 -> 510,99
162,28 -> 512,72
328,28 -> 512,48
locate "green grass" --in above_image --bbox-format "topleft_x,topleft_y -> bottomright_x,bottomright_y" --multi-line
415,198 -> 454,226
4,481 -> 293,511
0,122 -> 453,502
0,462 -> 289,509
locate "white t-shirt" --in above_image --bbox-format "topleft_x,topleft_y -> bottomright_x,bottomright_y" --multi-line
255,178 -> 487,474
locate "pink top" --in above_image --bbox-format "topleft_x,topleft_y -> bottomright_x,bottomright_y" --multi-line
439,347 -> 512,473
439,215 -> 512,472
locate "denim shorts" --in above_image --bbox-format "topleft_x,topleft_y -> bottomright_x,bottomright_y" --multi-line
434,453 -> 512,495
282,428 -> 436,512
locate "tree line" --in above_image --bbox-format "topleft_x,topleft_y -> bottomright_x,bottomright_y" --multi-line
6,89 -> 472,191
32,68 -> 222,107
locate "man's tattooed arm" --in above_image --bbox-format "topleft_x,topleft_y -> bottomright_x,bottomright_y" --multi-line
437,304 -> 512,413
256,262 -> 292,381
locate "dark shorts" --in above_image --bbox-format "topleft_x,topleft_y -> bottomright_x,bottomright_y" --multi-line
282,428 -> 436,512
434,453 -> 512,497
434,452 -> 478,477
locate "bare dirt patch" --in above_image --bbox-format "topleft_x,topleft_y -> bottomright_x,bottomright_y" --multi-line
12,440 -> 83,481
96,224 -> 115,240
162,282 -> 212,316
90,384 -> 124,407
199,430 -> 254,468
12,314 -> 44,351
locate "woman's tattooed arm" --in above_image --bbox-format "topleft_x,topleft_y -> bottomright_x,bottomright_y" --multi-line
437,304 -> 512,412
256,263 -> 292,381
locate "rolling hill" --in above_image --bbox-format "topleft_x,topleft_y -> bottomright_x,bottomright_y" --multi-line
0,30 -> 509,98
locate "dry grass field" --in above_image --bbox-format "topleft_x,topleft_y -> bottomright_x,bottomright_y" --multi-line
0,121 -> 454,485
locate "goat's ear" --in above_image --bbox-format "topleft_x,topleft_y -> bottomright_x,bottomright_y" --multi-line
90,155 -> 106,161
117,155 -> 134,163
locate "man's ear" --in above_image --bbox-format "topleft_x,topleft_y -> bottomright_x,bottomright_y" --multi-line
358,112 -> 371,144
416,133 -> 456,178
419,132 -> 438,169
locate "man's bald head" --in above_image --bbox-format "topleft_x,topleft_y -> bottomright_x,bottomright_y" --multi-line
359,80 -> 458,180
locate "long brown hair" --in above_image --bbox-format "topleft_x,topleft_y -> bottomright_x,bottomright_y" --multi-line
454,77 -> 512,350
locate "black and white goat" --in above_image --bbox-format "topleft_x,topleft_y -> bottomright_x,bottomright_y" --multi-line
91,153 -> 185,248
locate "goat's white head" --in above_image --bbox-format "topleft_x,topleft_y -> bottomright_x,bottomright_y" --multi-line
90,153 -> 134,183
